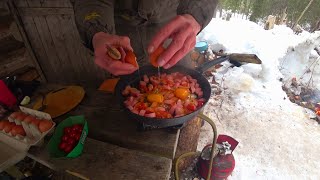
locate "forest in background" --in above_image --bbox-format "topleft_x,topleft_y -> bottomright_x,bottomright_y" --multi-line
218,0 -> 320,32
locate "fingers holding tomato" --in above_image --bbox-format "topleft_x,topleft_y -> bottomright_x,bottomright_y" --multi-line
148,15 -> 201,69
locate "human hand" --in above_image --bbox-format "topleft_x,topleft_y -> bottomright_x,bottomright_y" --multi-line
92,32 -> 138,75
148,14 -> 201,69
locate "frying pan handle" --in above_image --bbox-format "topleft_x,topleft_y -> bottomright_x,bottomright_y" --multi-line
196,56 -> 229,74
197,112 -> 217,180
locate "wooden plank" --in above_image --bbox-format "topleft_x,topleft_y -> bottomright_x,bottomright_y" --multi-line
32,16 -> 64,82
40,0 -> 73,7
65,16 -> 96,83
14,0 -> 29,7
70,89 -> 179,159
16,67 -> 40,81
28,138 -> 172,180
45,15 -> 77,83
67,16 -> 107,86
18,7 -> 73,16
43,0 -> 105,85
0,47 -> 25,65
9,0 -> 47,81
23,0 -> 62,82
0,14 -> 14,32
0,35 -> 24,56
31,85 -> 180,159
15,0 -> 72,8
0,51 -> 29,78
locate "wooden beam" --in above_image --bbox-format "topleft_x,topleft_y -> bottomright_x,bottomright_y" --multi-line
18,7 -> 74,16
7,1 -> 47,82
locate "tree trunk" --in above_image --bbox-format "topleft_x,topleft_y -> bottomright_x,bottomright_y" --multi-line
292,0 -> 315,28
278,7 -> 287,25
311,18 -> 320,32
219,6 -> 223,18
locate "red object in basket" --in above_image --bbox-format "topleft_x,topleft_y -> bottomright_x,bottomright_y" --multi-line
0,80 -> 17,108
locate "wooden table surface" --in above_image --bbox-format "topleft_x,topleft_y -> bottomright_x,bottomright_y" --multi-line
26,84 -> 180,179
28,138 -> 172,180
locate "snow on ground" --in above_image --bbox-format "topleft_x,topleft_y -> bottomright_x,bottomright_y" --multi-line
196,19 -> 320,179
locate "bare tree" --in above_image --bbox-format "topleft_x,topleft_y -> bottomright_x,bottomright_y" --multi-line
291,0 -> 315,28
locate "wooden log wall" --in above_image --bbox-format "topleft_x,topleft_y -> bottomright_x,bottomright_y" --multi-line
13,0 -> 108,86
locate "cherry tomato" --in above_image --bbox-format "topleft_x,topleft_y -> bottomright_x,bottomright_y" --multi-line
63,127 -> 72,134
150,45 -> 165,67
61,135 -> 69,142
155,111 -> 172,118
69,131 -> 77,139
186,103 -> 197,111
67,138 -> 76,147
64,145 -> 73,153
72,124 -> 83,132
74,133 -> 81,141
197,100 -> 205,107
59,142 -> 67,150
124,50 -> 138,67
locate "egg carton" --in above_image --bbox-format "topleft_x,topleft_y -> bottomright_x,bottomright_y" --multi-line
1,106 -> 56,146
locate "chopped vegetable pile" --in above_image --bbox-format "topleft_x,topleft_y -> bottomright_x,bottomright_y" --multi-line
123,72 -> 205,118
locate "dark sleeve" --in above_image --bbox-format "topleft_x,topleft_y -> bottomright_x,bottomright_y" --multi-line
177,0 -> 218,32
74,0 -> 115,51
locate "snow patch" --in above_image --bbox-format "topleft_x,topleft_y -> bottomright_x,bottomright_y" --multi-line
197,18 -> 320,179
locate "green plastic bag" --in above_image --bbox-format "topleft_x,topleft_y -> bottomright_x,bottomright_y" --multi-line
47,115 -> 88,158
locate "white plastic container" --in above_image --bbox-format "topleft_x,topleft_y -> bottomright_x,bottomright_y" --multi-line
0,106 -> 56,172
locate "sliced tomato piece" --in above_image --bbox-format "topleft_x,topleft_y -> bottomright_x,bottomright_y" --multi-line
155,111 -> 172,118
186,103 -> 197,111
134,102 -> 147,111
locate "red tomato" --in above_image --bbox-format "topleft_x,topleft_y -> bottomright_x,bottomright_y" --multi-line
197,100 -> 205,107
139,84 -> 148,93
74,133 -> 81,141
64,145 -> 73,153
155,111 -> 172,118
59,142 -> 67,150
67,138 -> 76,147
134,102 -> 147,111
69,131 -> 77,139
72,124 -> 83,132
63,127 -> 72,134
186,103 -> 197,111
61,135 -> 69,142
